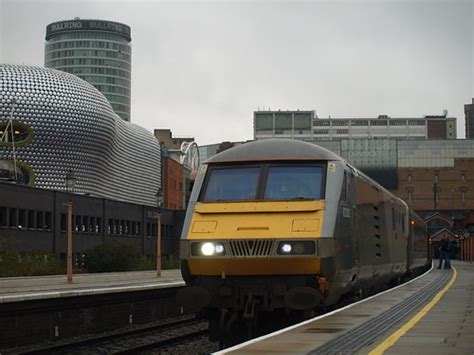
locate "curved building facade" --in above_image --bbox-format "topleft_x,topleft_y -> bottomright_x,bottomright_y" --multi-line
45,19 -> 131,121
0,65 -> 160,206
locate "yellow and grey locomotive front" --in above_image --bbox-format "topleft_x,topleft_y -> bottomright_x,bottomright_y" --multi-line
178,140 -> 347,314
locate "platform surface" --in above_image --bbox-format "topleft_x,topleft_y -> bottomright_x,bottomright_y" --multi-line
222,261 -> 473,355
365,261 -> 474,355
0,269 -> 184,303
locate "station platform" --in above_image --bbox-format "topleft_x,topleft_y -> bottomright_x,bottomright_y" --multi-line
221,261 -> 474,355
0,269 -> 184,303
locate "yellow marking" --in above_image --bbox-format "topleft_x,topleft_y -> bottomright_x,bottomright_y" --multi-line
369,267 -> 458,355
191,221 -> 217,233
328,162 -> 336,172
292,219 -> 320,232
194,200 -> 325,214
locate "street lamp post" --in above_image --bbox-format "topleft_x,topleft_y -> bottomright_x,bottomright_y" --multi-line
156,189 -> 164,277
64,170 -> 76,283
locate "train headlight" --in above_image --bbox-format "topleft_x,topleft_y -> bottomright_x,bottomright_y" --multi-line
215,243 -> 225,254
192,242 -> 226,256
201,242 -> 215,256
281,243 -> 292,253
277,241 -> 316,255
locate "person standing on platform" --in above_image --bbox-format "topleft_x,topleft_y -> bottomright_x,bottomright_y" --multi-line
437,236 -> 452,269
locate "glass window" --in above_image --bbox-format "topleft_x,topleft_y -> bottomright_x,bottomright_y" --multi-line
28,210 -> 35,229
36,211 -> 44,230
44,212 -> 51,230
19,209 -> 26,228
351,120 -> 368,126
313,120 -> 330,126
108,219 -> 113,234
0,207 -> 6,227
82,216 -> 88,232
89,217 -> 95,233
202,167 -> 260,202
75,215 -> 81,232
264,166 -> 323,200
61,213 -> 66,231
96,218 -> 102,233
332,120 -> 348,126
9,208 -> 17,228
314,129 -> 330,135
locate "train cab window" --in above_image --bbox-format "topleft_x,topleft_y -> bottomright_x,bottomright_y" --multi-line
202,167 -> 260,201
264,166 -> 323,200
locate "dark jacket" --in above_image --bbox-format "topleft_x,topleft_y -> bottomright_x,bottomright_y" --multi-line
440,239 -> 452,253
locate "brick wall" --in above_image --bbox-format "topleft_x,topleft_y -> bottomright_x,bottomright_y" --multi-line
391,159 -> 474,211
163,158 -> 184,209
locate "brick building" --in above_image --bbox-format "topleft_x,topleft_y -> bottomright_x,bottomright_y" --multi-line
163,157 -> 184,209
394,158 -> 474,213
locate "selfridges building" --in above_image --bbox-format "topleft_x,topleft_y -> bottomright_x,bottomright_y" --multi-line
0,65 -> 161,206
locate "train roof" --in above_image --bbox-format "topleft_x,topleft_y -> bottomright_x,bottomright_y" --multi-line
205,139 -> 343,164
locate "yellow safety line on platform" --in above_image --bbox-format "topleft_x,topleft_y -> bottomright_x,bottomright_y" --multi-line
369,267 -> 457,355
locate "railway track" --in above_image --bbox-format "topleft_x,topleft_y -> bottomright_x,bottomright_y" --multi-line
17,315 -> 210,354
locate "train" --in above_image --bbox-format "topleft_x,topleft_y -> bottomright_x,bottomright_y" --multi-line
177,139 -> 430,344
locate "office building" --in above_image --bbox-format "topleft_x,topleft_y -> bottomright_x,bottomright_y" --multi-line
465,98 -> 474,138
45,19 -> 132,121
254,110 -> 457,141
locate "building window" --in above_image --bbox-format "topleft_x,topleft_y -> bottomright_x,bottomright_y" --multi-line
313,120 -> 330,126
108,219 -> 113,234
45,212 -> 52,230
0,207 -> 6,227
89,217 -> 95,233
351,120 -> 368,126
389,120 -> 407,126
434,173 -> 439,182
9,208 -> 17,228
332,120 -> 349,126
61,213 -> 67,231
82,216 -> 88,232
313,129 -> 329,135
18,209 -> 26,229
407,174 -> 412,182
36,211 -> 44,229
28,210 -> 35,229
75,215 -> 81,232
406,189 -> 413,202
461,172 -> 466,182
96,218 -> 102,233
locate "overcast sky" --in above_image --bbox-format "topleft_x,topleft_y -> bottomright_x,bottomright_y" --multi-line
1,0 -> 473,145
